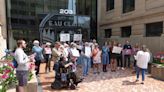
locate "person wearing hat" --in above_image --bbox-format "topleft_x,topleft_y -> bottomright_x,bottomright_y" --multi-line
134,45 -> 150,84
43,42 -> 52,73
32,40 -> 43,76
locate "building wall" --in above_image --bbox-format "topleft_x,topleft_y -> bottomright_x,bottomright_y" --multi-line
0,0 -> 7,58
98,0 -> 164,53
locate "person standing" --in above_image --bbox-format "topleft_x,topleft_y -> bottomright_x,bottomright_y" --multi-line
32,40 -> 43,76
44,42 -> 52,73
110,41 -> 118,72
52,42 -> 62,73
116,43 -> 123,70
15,40 -> 33,92
132,43 -> 140,73
123,40 -> 132,68
102,42 -> 110,72
81,42 -> 92,76
92,43 -> 101,74
134,45 -> 150,84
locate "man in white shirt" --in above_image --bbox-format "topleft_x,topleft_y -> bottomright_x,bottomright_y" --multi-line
15,40 -> 32,92
134,45 -> 150,84
81,42 -> 92,76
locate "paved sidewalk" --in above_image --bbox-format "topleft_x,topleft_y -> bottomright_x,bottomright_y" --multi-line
38,63 -> 164,92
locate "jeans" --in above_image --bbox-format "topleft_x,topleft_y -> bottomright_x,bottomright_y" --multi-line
82,57 -> 91,76
117,55 -> 123,67
136,66 -> 146,81
77,56 -> 82,65
124,55 -> 131,68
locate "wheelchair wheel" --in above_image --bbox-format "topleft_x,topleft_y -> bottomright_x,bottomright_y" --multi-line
51,80 -> 62,89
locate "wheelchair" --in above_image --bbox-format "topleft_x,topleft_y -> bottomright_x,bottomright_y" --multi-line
51,57 -> 82,90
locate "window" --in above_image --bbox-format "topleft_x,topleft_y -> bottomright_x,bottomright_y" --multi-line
11,18 -> 18,24
11,9 -> 18,15
19,19 -> 27,25
106,0 -> 114,11
30,20 -> 35,25
123,0 -> 135,13
146,22 -> 163,37
121,26 -> 131,37
104,29 -> 112,38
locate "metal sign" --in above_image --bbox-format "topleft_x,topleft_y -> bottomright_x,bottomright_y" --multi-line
59,9 -> 73,14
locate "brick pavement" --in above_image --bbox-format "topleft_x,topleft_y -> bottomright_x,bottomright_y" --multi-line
38,63 -> 164,92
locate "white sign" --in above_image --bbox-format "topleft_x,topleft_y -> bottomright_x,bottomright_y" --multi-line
59,9 -> 73,14
60,34 -> 70,42
112,46 -> 123,54
73,34 -> 82,41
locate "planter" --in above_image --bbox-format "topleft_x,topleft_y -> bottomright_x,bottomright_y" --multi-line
7,71 -> 38,92
148,63 -> 152,74
151,63 -> 164,81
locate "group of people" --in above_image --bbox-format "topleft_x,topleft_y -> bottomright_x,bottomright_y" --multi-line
14,39 -> 151,91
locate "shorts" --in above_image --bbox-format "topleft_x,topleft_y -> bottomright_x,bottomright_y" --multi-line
16,70 -> 29,86
93,60 -> 101,64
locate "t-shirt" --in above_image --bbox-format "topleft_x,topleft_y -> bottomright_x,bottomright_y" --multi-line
135,51 -> 150,69
15,48 -> 29,71
32,46 -> 43,61
84,46 -> 92,58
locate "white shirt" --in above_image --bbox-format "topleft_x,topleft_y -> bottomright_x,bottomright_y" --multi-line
135,50 -> 150,69
15,48 -> 29,71
84,46 -> 92,58
70,48 -> 80,57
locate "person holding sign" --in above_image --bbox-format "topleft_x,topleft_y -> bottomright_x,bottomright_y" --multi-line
110,41 -> 118,72
123,40 -> 132,68
116,43 -> 123,70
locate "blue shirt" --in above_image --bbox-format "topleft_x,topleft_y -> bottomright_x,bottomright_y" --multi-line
32,46 -> 43,61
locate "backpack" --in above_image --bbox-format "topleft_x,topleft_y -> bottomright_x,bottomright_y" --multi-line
12,58 -> 18,68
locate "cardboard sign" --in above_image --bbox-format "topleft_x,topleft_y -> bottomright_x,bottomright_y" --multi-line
73,34 -> 82,41
60,34 -> 70,42
112,46 -> 123,54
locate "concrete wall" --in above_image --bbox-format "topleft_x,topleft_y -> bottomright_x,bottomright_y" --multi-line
0,0 -> 7,58
98,0 -> 164,53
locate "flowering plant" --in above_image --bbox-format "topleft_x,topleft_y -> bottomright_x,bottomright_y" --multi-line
153,52 -> 164,66
0,49 -> 35,92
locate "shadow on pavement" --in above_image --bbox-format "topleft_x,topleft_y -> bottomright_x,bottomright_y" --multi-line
122,80 -> 140,85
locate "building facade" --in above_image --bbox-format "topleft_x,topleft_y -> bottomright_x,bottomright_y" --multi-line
0,0 -> 7,58
98,0 -> 164,53
6,0 -> 97,50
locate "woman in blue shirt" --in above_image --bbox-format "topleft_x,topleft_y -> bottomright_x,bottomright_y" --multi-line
102,42 -> 110,72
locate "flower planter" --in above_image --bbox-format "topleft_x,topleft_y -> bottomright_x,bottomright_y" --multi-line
151,63 -> 164,81
7,71 -> 38,92
148,63 -> 152,74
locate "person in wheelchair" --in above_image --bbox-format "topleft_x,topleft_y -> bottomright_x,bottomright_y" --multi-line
51,56 -> 82,90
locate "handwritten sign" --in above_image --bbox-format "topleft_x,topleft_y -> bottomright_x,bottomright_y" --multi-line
112,46 -> 123,54
60,34 -> 70,42
73,34 -> 82,41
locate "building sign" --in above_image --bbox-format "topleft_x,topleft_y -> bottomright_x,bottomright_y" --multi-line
60,33 -> 70,42
49,20 -> 76,27
59,9 -> 73,14
73,34 -> 82,41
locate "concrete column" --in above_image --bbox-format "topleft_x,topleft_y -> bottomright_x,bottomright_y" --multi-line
0,0 -> 7,58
